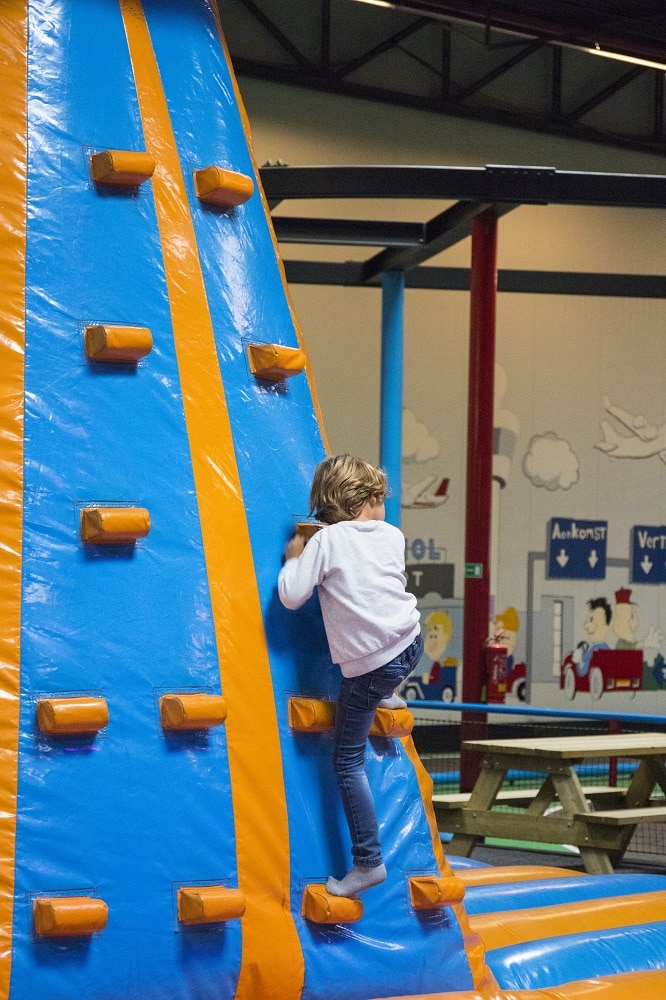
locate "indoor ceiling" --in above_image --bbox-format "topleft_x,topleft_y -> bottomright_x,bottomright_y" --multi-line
219,0 -> 666,155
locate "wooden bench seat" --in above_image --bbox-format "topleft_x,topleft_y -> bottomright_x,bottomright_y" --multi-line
433,785 -> 628,809
574,805 -> 666,826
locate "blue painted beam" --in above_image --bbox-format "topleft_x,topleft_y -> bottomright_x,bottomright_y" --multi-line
380,269 -> 405,526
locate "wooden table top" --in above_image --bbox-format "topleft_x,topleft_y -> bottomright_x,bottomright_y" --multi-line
462,731 -> 666,760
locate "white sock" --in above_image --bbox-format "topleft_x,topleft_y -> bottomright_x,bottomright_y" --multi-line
326,864 -> 387,897
377,692 -> 407,709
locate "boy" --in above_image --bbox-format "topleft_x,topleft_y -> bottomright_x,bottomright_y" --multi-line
278,455 -> 422,897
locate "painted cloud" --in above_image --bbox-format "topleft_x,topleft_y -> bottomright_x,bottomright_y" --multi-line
523,432 -> 579,491
402,408 -> 440,464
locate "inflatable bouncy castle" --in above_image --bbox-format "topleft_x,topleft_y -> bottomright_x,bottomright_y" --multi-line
1,2 -> 665,998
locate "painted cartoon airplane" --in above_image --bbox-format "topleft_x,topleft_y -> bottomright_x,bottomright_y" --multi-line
401,476 -> 449,508
596,395 -> 666,463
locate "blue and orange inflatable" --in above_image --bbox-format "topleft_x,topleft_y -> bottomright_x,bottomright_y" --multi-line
0,2 -> 664,998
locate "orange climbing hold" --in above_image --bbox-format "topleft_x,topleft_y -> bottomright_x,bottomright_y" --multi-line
33,897 -> 108,937
295,521 -> 324,542
247,342 -> 306,381
193,166 -> 254,207
89,149 -> 155,186
288,697 -> 335,733
80,506 -> 151,545
177,886 -> 246,924
370,707 -> 414,738
84,324 -> 153,363
301,885 -> 363,924
36,696 -> 109,736
159,693 -> 227,731
408,875 -> 466,910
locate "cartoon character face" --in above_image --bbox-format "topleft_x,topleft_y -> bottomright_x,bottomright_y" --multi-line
423,611 -> 453,663
584,606 -> 610,644
613,601 -> 638,643
425,624 -> 448,662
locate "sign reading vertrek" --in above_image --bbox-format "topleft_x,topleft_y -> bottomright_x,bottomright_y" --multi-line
547,518 -> 608,580
631,525 -> 666,584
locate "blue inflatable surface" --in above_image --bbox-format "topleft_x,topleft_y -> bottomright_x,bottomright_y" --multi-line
488,920 -> 666,990
464,873 -> 666,914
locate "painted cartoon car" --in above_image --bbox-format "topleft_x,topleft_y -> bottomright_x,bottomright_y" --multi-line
401,658 -> 458,703
560,647 -> 643,700
506,660 -> 527,701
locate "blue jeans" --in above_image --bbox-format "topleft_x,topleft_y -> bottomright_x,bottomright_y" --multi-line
332,634 -> 424,868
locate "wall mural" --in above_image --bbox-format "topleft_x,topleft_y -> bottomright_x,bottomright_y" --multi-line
402,361 -> 666,712
562,589 -> 665,701
596,396 -> 666,462
401,408 -> 449,509
522,432 -> 579,491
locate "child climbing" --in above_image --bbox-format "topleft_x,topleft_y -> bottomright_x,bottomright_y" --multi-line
278,455 -> 423,897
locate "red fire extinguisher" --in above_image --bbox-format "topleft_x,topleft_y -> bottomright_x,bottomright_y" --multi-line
484,630 -> 508,704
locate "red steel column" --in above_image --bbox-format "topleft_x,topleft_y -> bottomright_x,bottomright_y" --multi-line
461,210 -> 498,791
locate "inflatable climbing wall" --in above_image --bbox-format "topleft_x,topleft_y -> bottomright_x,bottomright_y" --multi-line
0,2 -> 489,998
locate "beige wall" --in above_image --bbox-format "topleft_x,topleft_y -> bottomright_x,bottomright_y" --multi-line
239,75 -> 666,707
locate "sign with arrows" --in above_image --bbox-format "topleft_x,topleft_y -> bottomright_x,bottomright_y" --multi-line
547,518 -> 608,580
631,525 -> 666,584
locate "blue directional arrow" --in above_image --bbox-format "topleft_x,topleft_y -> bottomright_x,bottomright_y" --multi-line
631,525 -> 666,584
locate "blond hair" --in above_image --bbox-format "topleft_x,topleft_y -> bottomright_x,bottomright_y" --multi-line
495,606 -> 519,632
425,610 -> 453,640
309,455 -> 388,524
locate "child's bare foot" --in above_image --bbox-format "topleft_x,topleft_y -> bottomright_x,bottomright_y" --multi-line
326,863 -> 387,897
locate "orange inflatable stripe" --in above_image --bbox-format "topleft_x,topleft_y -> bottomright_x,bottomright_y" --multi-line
0,1 -> 27,996
209,4 -> 330,454
119,4 -> 303,999
469,889 -> 666,952
377,968 -> 666,999
401,737 -> 496,992
456,866 -> 586,887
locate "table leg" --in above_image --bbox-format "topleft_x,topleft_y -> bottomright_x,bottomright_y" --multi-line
551,766 -> 614,875
447,759 -> 507,857
525,775 -> 557,816
624,759 -> 658,808
606,758 -> 663,866
640,757 -> 666,799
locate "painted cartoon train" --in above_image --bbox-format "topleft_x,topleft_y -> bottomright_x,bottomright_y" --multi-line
1,1 -> 665,998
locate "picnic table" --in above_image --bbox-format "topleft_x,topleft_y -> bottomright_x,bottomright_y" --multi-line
435,731 -> 666,874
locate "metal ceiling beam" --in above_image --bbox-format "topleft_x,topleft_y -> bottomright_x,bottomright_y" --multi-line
568,66 -> 645,121
259,164 -> 666,208
280,260 -> 666,297
272,216 -> 426,246
369,0 -> 666,67
360,200 -> 514,281
454,37 -> 547,103
236,57 -> 666,156
234,0 -> 312,71
225,0 -> 666,159
333,17 -> 430,78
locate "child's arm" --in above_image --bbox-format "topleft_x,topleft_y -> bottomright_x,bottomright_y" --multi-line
278,532 -> 325,610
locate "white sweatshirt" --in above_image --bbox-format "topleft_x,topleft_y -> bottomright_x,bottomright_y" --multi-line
278,520 -> 420,677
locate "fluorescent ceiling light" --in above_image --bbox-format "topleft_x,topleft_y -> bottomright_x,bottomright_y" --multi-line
350,2 -> 666,71
351,0 -> 397,8
583,44 -> 666,73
